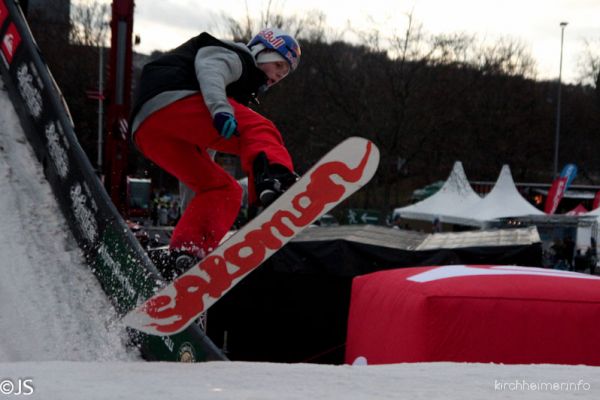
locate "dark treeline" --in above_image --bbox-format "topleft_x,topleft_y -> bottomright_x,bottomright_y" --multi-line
254,39 -> 600,213
25,6 -> 600,217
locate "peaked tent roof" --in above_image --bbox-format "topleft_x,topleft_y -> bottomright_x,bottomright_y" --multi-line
468,165 -> 544,220
395,163 -> 545,226
393,162 -> 482,226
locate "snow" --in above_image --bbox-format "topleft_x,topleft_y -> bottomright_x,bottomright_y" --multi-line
0,80 -> 137,362
1,361 -> 599,399
1,78 -> 600,399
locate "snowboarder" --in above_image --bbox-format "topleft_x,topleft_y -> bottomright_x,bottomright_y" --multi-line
131,28 -> 301,276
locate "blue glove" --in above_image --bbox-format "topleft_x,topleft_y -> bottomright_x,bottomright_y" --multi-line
213,112 -> 239,139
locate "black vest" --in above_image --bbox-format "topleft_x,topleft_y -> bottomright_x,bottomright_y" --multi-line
131,33 -> 268,119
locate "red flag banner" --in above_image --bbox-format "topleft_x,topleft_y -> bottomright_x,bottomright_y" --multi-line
545,177 -> 567,214
544,164 -> 577,214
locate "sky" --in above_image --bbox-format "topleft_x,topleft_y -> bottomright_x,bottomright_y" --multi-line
126,0 -> 600,84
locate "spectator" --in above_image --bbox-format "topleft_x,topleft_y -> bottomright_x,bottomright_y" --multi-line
551,239 -> 567,270
574,249 -> 587,273
432,217 -> 442,233
563,236 -> 575,270
168,201 -> 181,226
586,246 -> 596,275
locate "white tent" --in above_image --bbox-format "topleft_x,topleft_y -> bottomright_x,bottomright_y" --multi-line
394,163 -> 544,227
583,202 -> 600,243
393,162 -> 482,226
468,165 -> 545,221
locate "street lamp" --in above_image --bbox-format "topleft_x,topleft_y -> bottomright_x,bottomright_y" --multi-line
553,21 -> 568,178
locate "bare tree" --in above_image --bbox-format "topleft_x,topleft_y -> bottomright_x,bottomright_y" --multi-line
577,39 -> 600,87
218,0 -> 327,42
69,0 -> 110,46
577,38 -> 600,112
475,37 -> 537,79
429,32 -> 476,67
340,12 -> 543,213
348,12 -> 475,213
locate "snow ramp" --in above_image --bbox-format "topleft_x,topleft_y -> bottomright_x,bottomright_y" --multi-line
0,0 -> 225,362
0,83 -> 137,361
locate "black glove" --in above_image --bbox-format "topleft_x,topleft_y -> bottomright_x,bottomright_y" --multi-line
213,112 -> 239,139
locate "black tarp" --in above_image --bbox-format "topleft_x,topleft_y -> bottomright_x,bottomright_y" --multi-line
206,226 -> 542,364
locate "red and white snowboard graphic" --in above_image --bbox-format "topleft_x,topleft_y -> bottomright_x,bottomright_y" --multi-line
124,137 -> 380,336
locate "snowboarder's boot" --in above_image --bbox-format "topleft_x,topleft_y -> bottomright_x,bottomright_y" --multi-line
150,247 -> 201,281
253,152 -> 298,208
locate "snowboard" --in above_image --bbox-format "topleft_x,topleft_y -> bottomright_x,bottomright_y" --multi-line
123,137 -> 380,336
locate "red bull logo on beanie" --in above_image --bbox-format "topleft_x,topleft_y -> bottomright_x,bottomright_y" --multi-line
258,29 -> 285,49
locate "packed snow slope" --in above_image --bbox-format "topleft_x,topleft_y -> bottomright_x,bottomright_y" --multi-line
1,78 -> 599,399
0,80 -> 137,362
1,361 -> 600,399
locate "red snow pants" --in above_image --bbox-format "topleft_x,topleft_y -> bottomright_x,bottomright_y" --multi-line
134,94 -> 293,255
